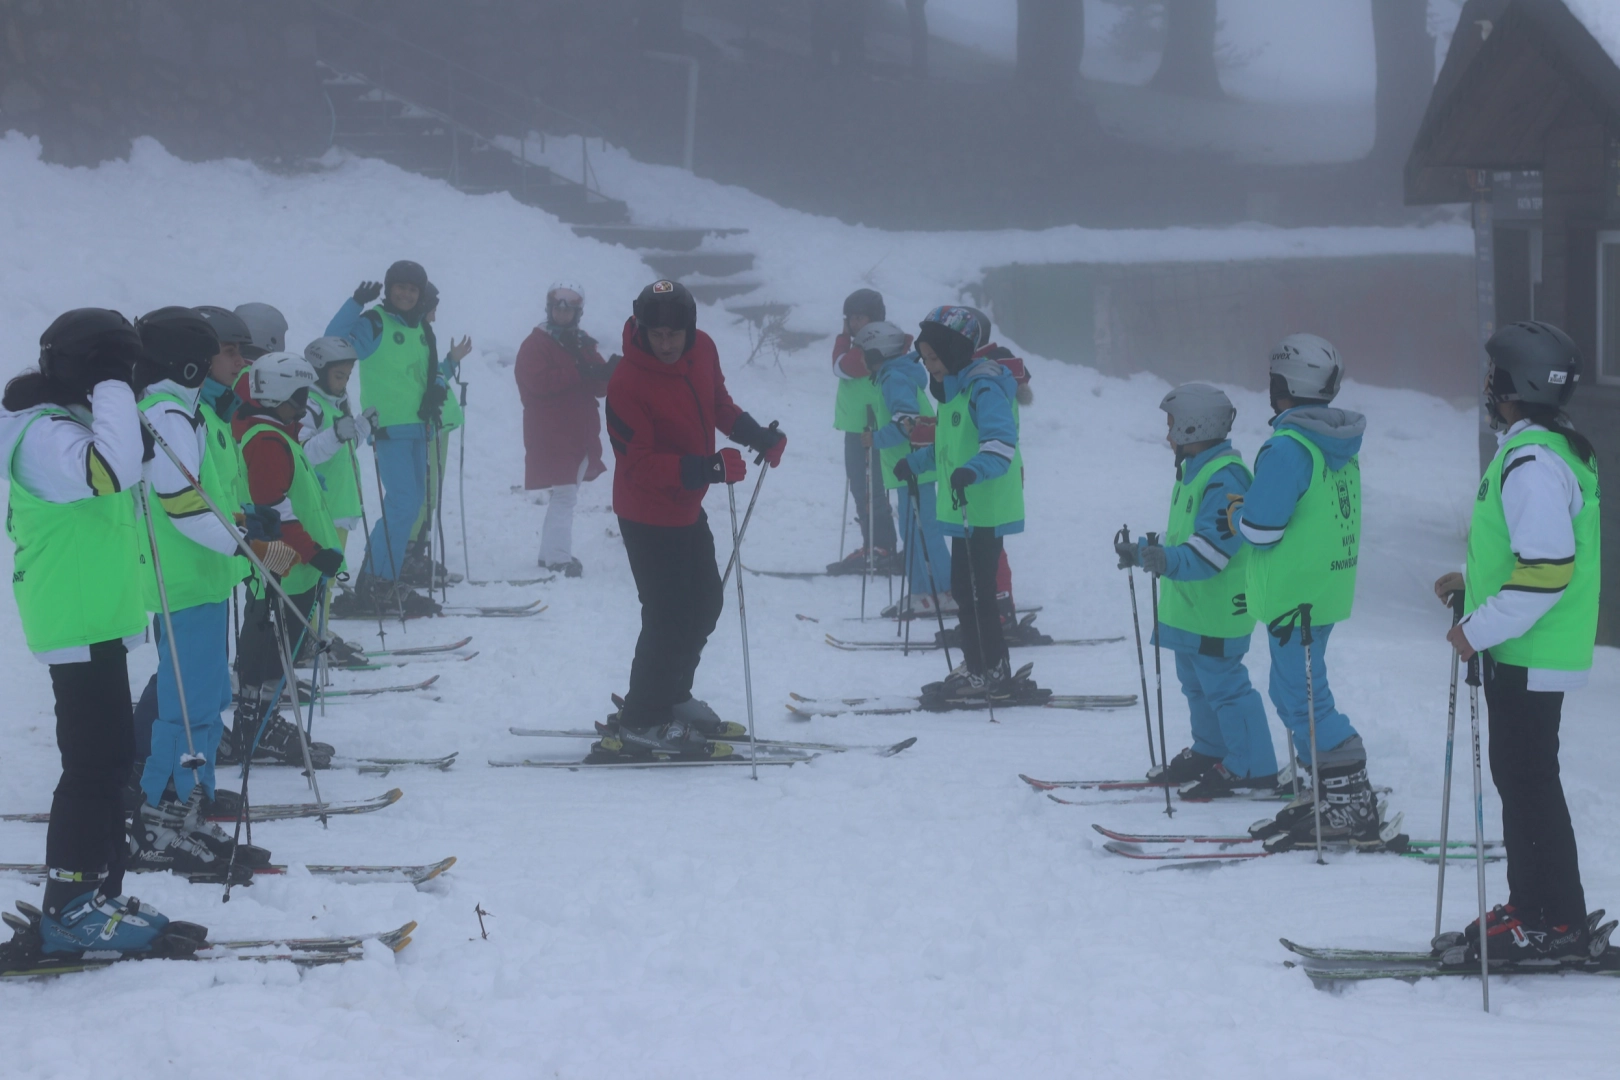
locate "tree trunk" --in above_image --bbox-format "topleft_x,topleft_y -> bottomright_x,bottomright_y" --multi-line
1149,0 -> 1222,99
1016,0 -> 1085,95
1370,0 -> 1435,164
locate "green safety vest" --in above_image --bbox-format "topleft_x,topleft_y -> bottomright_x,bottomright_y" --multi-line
240,422 -> 344,596
359,308 -> 430,429
1159,452 -> 1256,640
1465,429 -> 1601,670
1245,429 -> 1360,625
138,390 -> 243,611
6,409 -> 149,653
878,385 -> 938,491
933,384 -> 1024,530
308,388 -> 364,521
198,394 -> 251,586
834,373 -> 886,434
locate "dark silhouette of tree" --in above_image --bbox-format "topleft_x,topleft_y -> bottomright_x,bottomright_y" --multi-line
1370,0 -> 1436,164
1149,0 -> 1222,99
1016,0 -> 1085,95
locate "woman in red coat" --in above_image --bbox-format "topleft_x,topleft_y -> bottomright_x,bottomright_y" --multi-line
514,283 -> 612,576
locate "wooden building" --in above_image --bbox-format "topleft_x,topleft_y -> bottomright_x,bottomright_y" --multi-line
1408,0 -> 1620,643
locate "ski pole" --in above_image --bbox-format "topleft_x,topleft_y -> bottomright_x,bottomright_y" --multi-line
720,423 -> 777,587
1117,525 -> 1158,771
1300,603 -> 1324,866
457,377 -> 471,583
898,495 -> 915,646
140,414 -> 330,647
1434,591 -> 1465,943
839,477 -> 850,564
434,424 -> 452,604
861,408 -> 877,622
1467,642 -> 1490,1011
135,483 -> 205,785
311,577 -> 330,727
956,493 -> 997,724
907,477 -> 954,674
726,480 -> 760,782
1146,531 -> 1173,819
270,592 -> 325,806
348,437 -> 388,649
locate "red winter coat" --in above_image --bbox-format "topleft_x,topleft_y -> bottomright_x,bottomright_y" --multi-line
605,318 -> 743,527
514,324 -> 609,489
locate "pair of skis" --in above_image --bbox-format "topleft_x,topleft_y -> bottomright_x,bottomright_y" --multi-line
0,788 -> 407,825
822,633 -> 1123,653
506,727 -> 917,758
1089,822 -> 1494,865
0,858 -> 455,888
788,692 -> 1137,717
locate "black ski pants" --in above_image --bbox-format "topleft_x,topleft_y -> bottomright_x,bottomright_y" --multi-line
1484,657 -> 1587,928
844,431 -> 896,554
46,640 -> 135,902
619,513 -> 725,728
234,584 -> 319,692
951,529 -> 1009,676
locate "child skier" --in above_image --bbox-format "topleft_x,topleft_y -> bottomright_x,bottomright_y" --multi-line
895,306 -> 1042,705
859,319 -> 953,615
405,280 -> 469,589
0,308 -> 204,960
1115,383 -> 1279,798
1433,321 -> 1605,965
828,288 -> 901,575
1237,334 -> 1382,851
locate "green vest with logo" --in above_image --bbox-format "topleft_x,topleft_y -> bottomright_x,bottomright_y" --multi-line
1245,429 -> 1360,625
933,384 -> 1024,530
1465,429 -> 1601,670
240,422 -> 344,596
309,388 -> 364,520
138,390 -> 242,610
6,409 -> 149,653
835,371 -> 886,434
1159,452 -> 1256,640
360,308 -> 430,429
198,394 -> 251,585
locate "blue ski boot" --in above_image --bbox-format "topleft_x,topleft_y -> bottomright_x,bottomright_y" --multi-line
37,870 -> 204,957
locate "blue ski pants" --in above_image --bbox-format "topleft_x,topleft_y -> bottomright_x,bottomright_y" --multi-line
364,427 -> 427,580
140,599 -> 232,805
898,481 -> 952,598
1172,649 -> 1279,779
1266,621 -> 1358,767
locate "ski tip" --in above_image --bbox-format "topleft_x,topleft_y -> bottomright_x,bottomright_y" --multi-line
383,788 -> 405,805
1089,823 -> 1110,837
883,737 -> 918,756
422,675 -> 442,688
1017,774 -> 1056,791
419,857 -> 456,883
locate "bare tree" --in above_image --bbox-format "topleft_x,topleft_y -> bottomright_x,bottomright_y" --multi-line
1016,0 -> 1085,95
1149,0 -> 1222,99
1370,0 -> 1436,164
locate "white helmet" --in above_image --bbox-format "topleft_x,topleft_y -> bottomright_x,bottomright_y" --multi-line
235,302 -> 288,356
547,281 -> 585,306
248,351 -> 317,406
1269,333 -> 1342,403
304,336 -> 358,370
1160,383 -> 1236,446
852,320 -> 910,361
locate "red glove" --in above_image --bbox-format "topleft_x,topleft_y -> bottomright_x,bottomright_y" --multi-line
758,430 -> 786,468
716,447 -> 747,484
909,416 -> 937,449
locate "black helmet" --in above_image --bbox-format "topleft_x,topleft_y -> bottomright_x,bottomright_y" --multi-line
136,307 -> 219,389
38,308 -> 144,392
385,259 -> 428,291
1485,321 -> 1581,419
843,288 -> 885,322
420,280 -> 440,313
193,305 -> 253,349
634,279 -> 697,333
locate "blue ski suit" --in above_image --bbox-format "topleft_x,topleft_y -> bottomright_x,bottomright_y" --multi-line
872,352 -> 951,595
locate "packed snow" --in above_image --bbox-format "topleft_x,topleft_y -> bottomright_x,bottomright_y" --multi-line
0,134 -> 1615,1078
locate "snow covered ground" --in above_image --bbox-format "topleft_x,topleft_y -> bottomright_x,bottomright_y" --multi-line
0,134 -> 1616,1077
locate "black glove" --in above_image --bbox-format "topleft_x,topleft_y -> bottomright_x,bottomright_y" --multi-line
1141,545 -> 1169,576
353,281 -> 382,306
1114,538 -> 1141,570
679,449 -> 746,490
949,467 -> 976,495
893,459 -> 915,485
309,548 -> 345,577
418,380 -> 448,422
243,503 -> 282,542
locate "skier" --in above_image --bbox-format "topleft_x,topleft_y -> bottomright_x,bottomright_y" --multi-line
1115,384 -> 1279,798
598,280 -> 786,758
235,302 -> 288,359
860,319 -> 953,616
515,281 -> 611,577
895,306 -> 1042,704
0,308 -> 199,956
1433,321 -> 1603,965
403,281 -> 469,590
223,352 -> 346,769
1237,334 -> 1380,850
128,307 -> 273,877
827,288 -> 901,575
324,260 -> 441,616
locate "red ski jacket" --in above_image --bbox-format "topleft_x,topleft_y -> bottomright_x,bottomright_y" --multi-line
605,319 -> 744,527
514,324 -> 609,490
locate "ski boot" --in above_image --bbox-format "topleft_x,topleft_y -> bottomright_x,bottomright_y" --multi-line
826,547 -> 895,576
300,634 -> 368,669
1002,612 -> 1053,647
921,662 -> 979,701
1438,908 -> 1603,970
1178,763 -> 1279,800
24,871 -> 207,960
670,696 -> 748,739
129,797 -> 254,884
545,557 -> 584,579
219,715 -> 334,770
353,572 -> 442,618
590,711 -> 729,762
985,661 -> 1051,706
1259,762 -> 1385,853
327,582 -> 372,621
1149,747 -> 1221,787
401,543 -> 461,588
180,788 -> 272,868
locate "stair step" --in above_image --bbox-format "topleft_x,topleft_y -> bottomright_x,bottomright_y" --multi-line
571,225 -> 747,252
641,251 -> 755,279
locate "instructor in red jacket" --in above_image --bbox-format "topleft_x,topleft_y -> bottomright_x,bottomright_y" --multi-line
601,280 -> 786,759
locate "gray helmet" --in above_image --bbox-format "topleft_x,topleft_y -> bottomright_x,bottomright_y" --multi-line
193,305 -> 253,349
304,335 -> 358,371
852,320 -> 910,361
235,302 -> 288,357
1160,383 -> 1236,446
1484,320 -> 1580,413
1269,333 -> 1342,403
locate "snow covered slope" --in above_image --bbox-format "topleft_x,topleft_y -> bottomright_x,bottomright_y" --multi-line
0,134 -> 1615,1078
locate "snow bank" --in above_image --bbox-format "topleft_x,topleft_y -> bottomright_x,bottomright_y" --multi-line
0,133 -> 1614,1078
